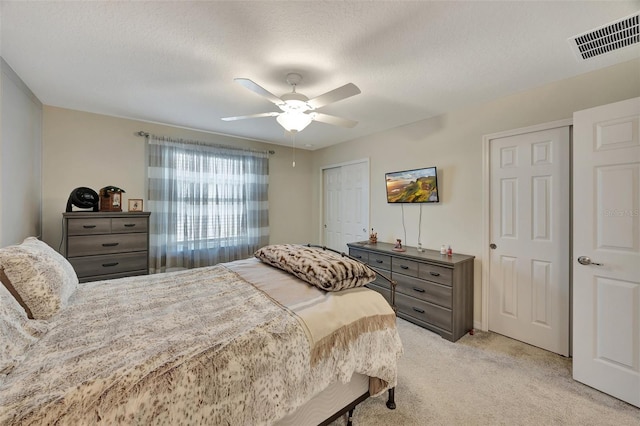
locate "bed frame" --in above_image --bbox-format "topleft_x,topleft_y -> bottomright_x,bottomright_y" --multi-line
296,244 -> 398,425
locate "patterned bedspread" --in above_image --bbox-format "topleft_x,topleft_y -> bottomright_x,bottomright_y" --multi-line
0,260 -> 402,425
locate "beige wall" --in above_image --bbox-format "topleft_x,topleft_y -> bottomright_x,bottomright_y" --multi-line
311,58 -> 640,327
0,58 -> 42,246
42,107 -> 314,251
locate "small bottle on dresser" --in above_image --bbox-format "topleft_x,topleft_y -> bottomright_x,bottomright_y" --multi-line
447,245 -> 453,256
440,245 -> 447,255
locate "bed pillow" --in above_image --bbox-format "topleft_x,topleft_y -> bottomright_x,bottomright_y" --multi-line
0,237 -> 78,320
0,274 -> 48,376
254,244 -> 376,291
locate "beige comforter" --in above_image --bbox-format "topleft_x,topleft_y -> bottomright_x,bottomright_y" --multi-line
0,259 -> 402,425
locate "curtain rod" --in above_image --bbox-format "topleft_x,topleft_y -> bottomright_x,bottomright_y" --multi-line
135,131 -> 275,155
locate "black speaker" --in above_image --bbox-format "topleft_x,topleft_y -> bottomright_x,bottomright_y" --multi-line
66,187 -> 99,212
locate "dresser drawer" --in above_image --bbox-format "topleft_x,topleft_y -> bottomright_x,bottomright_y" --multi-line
365,282 -> 392,306
418,263 -> 453,286
392,258 -> 419,277
368,252 -> 391,271
395,274 -> 452,308
67,233 -> 148,257
80,270 -> 149,283
112,217 -> 148,233
349,249 -> 368,263
69,252 -> 148,278
369,266 -> 392,289
395,292 -> 452,331
67,218 -> 111,235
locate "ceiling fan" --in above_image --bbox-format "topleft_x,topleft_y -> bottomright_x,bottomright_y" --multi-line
221,73 -> 361,133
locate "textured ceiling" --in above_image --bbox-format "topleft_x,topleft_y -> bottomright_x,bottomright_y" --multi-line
1,1 -> 639,150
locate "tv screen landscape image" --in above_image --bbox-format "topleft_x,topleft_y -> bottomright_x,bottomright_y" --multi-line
385,166 -> 439,203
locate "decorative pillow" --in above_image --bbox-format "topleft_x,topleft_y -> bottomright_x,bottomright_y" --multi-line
0,237 -> 78,320
0,278 -> 48,376
254,244 -> 376,291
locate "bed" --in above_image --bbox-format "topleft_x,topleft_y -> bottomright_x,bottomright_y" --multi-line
0,239 -> 402,425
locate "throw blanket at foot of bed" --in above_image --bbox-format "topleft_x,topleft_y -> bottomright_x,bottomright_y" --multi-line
228,258 -> 402,397
0,263 -> 401,425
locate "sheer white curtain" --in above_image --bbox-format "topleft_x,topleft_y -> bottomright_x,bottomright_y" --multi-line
147,137 -> 269,273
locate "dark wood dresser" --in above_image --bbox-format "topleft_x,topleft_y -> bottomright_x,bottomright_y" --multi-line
63,212 -> 150,283
348,241 -> 475,342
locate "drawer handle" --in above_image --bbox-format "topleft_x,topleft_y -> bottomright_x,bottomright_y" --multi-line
400,265 -> 409,270
82,225 -> 97,229
412,307 -> 425,314
124,224 -> 136,227
375,259 -> 383,264
102,243 -> 119,247
102,262 -> 119,268
353,255 -> 362,259
429,271 -> 441,277
412,287 -> 425,293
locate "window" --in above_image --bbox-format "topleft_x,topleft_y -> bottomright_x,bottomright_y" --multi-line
147,137 -> 269,273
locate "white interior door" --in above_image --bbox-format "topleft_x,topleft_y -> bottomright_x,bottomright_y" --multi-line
573,97 -> 640,408
489,126 -> 570,356
323,161 -> 369,252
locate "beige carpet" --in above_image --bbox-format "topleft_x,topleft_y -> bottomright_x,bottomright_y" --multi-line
333,319 -> 640,425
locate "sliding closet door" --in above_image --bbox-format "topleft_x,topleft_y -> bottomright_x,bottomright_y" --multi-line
322,160 -> 369,252
323,166 -> 343,251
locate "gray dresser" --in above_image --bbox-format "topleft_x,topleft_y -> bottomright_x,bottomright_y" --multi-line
63,212 -> 150,283
348,241 -> 474,342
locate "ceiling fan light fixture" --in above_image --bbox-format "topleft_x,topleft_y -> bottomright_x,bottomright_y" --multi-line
276,112 -> 313,132
280,99 -> 310,113
223,75 -> 360,134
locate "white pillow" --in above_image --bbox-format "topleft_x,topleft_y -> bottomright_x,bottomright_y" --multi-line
0,279 -> 48,376
0,237 -> 78,320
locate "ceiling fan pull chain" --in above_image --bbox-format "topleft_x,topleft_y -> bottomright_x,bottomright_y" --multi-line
292,132 -> 296,168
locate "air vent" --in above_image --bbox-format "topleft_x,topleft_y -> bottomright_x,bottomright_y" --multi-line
569,12 -> 639,60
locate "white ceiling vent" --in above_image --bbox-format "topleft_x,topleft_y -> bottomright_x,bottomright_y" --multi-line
569,12 -> 639,60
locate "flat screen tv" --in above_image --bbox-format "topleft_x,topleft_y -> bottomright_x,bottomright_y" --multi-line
385,166 -> 439,203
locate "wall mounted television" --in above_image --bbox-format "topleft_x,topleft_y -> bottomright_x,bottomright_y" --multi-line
385,166 -> 439,203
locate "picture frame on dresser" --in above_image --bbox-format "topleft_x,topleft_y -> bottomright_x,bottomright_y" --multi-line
128,199 -> 143,212
63,211 -> 151,282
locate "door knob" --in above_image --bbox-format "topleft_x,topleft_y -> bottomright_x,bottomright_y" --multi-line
490,243 -> 497,249
578,256 -> 603,266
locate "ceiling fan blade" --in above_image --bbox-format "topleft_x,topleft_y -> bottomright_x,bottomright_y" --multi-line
234,78 -> 284,105
311,112 -> 358,128
221,112 -> 280,121
307,83 -> 361,109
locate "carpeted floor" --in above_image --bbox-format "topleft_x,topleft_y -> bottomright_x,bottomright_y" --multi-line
332,318 -> 640,425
